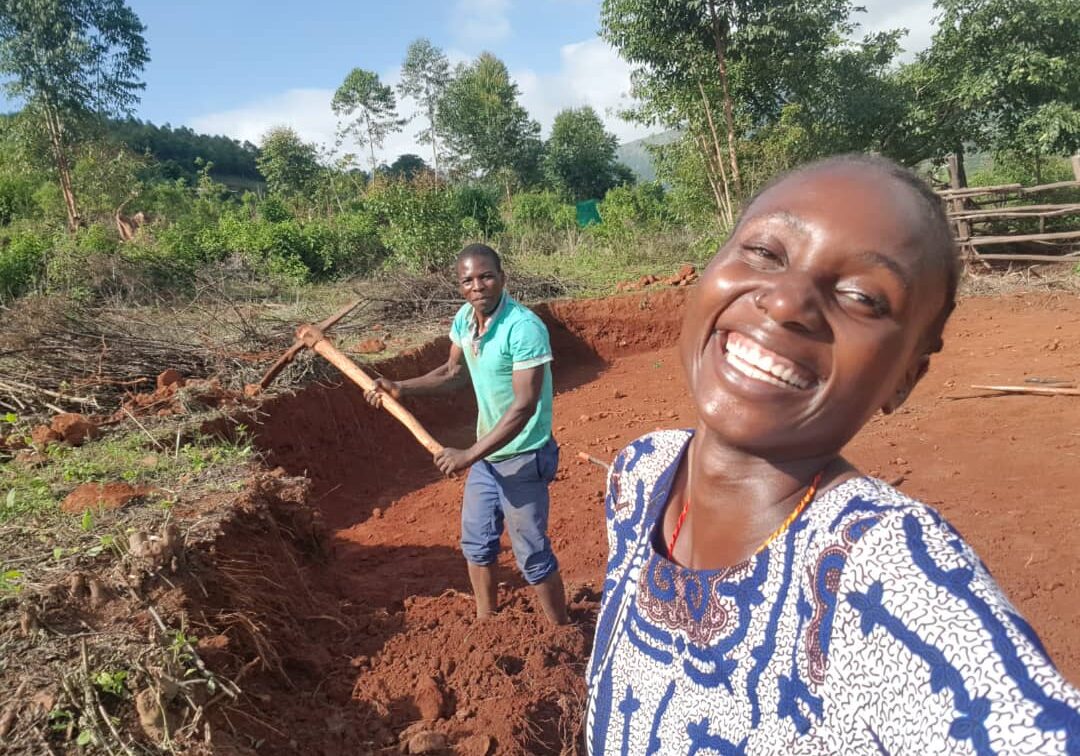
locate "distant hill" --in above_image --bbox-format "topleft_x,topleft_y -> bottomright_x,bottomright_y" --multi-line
108,118 -> 263,187
616,130 -> 679,182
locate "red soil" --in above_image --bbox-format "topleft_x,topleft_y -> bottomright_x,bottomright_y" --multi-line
243,288 -> 1079,754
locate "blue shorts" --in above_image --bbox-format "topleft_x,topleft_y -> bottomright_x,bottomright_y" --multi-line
460,438 -> 559,585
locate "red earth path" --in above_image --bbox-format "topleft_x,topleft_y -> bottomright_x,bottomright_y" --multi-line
249,288 -> 1080,754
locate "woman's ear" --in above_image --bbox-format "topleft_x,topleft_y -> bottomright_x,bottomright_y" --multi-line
882,354 -> 931,415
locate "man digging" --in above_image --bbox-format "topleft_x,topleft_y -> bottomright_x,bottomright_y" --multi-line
365,243 -> 569,625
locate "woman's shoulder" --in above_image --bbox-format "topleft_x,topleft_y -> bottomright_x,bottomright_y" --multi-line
605,429 -> 690,526
609,430 -> 691,495
813,477 -> 979,570
808,476 -> 963,548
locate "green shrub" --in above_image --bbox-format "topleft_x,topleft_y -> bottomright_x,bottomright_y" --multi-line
366,181 -> 463,272
506,190 -> 576,236
0,227 -> 48,301
45,224 -> 121,296
590,182 -> 672,246
0,174 -> 39,225
329,210 -> 386,275
453,184 -> 504,238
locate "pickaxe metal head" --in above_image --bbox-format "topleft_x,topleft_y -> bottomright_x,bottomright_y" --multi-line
256,298 -> 364,391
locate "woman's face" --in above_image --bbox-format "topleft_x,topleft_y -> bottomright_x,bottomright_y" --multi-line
679,165 -> 948,460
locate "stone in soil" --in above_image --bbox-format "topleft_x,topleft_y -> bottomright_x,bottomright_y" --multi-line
50,412 -> 99,445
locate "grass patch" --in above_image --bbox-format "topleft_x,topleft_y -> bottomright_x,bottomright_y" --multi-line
508,229 -> 721,297
0,424 -> 254,524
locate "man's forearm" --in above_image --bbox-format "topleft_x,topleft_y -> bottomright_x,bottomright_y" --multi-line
397,364 -> 468,396
466,402 -> 534,462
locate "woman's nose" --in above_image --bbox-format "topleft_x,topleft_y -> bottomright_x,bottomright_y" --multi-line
754,278 -> 826,334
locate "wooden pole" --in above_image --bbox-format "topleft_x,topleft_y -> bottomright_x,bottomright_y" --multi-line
298,326 -> 445,455
1071,154 -> 1080,182
966,229 -> 1080,246
970,384 -> 1080,397
947,153 -> 972,259
973,253 -> 1080,263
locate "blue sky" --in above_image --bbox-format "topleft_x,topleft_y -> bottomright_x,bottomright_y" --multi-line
4,0 -> 937,161
131,0 -> 603,128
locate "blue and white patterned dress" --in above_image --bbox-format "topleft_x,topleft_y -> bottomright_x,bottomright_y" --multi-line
586,430 -> 1080,755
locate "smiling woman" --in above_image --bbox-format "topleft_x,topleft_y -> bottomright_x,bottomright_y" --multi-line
585,154 -> 1079,755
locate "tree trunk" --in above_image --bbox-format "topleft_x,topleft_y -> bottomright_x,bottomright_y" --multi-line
697,82 -> 734,226
694,132 -> 731,229
43,104 -> 80,232
706,0 -> 742,196
426,85 -> 441,181
365,112 -> 378,183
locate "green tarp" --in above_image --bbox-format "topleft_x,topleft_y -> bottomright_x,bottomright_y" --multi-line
575,199 -> 601,228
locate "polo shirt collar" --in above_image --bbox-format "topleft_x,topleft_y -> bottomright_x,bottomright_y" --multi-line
470,291 -> 510,340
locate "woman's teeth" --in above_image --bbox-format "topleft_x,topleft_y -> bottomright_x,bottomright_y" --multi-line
724,333 -> 812,390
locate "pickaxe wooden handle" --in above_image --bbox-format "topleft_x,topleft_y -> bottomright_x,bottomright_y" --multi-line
258,298 -> 365,390
297,324 -> 445,455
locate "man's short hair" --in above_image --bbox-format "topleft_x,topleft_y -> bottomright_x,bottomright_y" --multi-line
457,243 -> 502,272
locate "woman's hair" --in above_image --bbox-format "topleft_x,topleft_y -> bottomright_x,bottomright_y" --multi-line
739,153 -> 959,354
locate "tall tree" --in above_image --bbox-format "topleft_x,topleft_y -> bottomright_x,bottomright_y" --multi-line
256,127 -> 321,199
543,106 -> 626,201
437,53 -> 542,190
332,68 -> 405,180
903,0 -> 1080,181
0,0 -> 148,230
397,38 -> 451,178
601,0 -> 877,224
384,153 -> 429,181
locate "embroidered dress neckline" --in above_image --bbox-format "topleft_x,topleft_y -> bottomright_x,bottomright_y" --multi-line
645,430 -> 865,575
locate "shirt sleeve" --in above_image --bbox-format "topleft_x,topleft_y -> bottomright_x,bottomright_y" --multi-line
448,307 -> 465,347
508,318 -> 553,370
822,507 -> 1080,754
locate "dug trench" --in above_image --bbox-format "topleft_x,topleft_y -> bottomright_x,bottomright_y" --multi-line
193,288 -> 1080,755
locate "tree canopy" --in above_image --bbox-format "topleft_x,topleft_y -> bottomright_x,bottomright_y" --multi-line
437,53 -> 542,188
0,0 -> 148,229
398,38 -> 451,176
332,68 -> 405,179
544,106 -> 627,202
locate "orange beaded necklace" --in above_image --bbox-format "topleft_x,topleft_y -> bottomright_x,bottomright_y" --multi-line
667,470 -> 824,564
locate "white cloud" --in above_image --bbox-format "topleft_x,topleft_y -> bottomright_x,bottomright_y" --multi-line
189,89 -> 339,150
186,36 -> 652,167
515,38 -> 652,144
853,0 -> 937,61
452,0 -> 512,47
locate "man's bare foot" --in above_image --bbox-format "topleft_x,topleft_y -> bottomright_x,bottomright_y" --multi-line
467,562 -> 498,619
533,571 -> 569,625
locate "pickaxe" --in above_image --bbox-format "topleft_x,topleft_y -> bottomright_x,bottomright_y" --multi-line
257,301 -> 444,455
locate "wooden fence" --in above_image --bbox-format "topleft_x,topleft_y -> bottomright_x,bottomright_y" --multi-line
938,158 -> 1080,265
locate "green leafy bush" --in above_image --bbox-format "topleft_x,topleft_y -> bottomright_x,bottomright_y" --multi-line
0,174 -> 39,225
506,190 -> 576,236
366,181 -> 463,272
452,184 -> 504,238
0,226 -> 49,301
590,182 -> 672,246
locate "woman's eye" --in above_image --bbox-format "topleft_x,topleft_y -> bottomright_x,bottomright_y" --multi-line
743,246 -> 783,267
839,289 -> 890,316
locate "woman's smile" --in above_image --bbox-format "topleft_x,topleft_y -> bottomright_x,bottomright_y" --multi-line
717,330 -> 817,390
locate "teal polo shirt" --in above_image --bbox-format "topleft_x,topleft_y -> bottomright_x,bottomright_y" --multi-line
449,293 -> 554,462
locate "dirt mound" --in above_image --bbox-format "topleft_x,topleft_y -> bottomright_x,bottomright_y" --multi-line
60,481 -> 154,513
117,373 -> 252,419
350,590 -> 595,753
